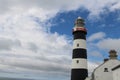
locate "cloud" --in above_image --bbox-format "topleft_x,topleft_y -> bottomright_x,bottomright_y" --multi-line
0,0 -> 120,79
0,0 -> 120,18
110,1 -> 120,11
87,32 -> 120,61
88,32 -> 120,58
27,42 -> 38,53
0,0 -> 81,15
0,38 -> 21,51
83,0 -> 120,19
88,32 -> 106,42
97,38 -> 120,53
0,11 -> 72,79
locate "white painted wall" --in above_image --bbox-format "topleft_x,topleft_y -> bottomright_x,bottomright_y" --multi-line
113,67 -> 120,80
72,58 -> 87,69
85,77 -> 91,80
93,59 -> 120,80
73,39 -> 86,49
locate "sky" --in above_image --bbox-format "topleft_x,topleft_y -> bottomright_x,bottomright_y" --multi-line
0,0 -> 120,80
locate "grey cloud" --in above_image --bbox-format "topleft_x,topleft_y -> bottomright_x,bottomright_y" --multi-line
0,53 -> 32,59
0,51 -> 71,76
0,77 -> 33,80
1,58 -> 70,76
3,0 -> 79,10
0,0 -> 11,14
0,69 -> 18,74
0,38 -> 21,51
0,39 -> 13,50
27,42 -> 38,53
0,0 -> 120,16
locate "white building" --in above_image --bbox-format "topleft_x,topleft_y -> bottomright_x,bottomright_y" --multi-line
112,65 -> 120,80
86,50 -> 120,80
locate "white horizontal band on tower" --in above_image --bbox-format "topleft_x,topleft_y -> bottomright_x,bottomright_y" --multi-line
71,58 -> 87,69
73,39 -> 86,49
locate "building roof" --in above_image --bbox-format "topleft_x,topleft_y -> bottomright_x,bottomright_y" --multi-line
112,64 -> 120,71
92,59 -> 120,74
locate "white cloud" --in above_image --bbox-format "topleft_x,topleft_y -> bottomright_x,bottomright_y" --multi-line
0,0 -> 120,79
97,38 -> 120,53
0,10 -> 72,79
88,32 -> 106,42
110,1 -> 120,11
83,0 -> 120,19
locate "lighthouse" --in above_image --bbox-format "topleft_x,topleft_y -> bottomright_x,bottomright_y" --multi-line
71,17 -> 88,80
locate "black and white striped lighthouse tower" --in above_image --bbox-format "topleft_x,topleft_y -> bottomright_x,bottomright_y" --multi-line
71,17 -> 88,80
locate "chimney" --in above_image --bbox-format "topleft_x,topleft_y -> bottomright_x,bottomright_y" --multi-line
109,50 -> 118,59
104,58 -> 109,62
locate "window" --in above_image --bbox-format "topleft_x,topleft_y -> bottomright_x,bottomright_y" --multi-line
77,44 -> 79,47
76,60 -> 79,64
104,68 -> 108,72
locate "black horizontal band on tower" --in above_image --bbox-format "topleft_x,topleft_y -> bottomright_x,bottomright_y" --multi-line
73,31 -> 86,40
71,69 -> 88,80
73,30 -> 87,36
72,49 -> 87,59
